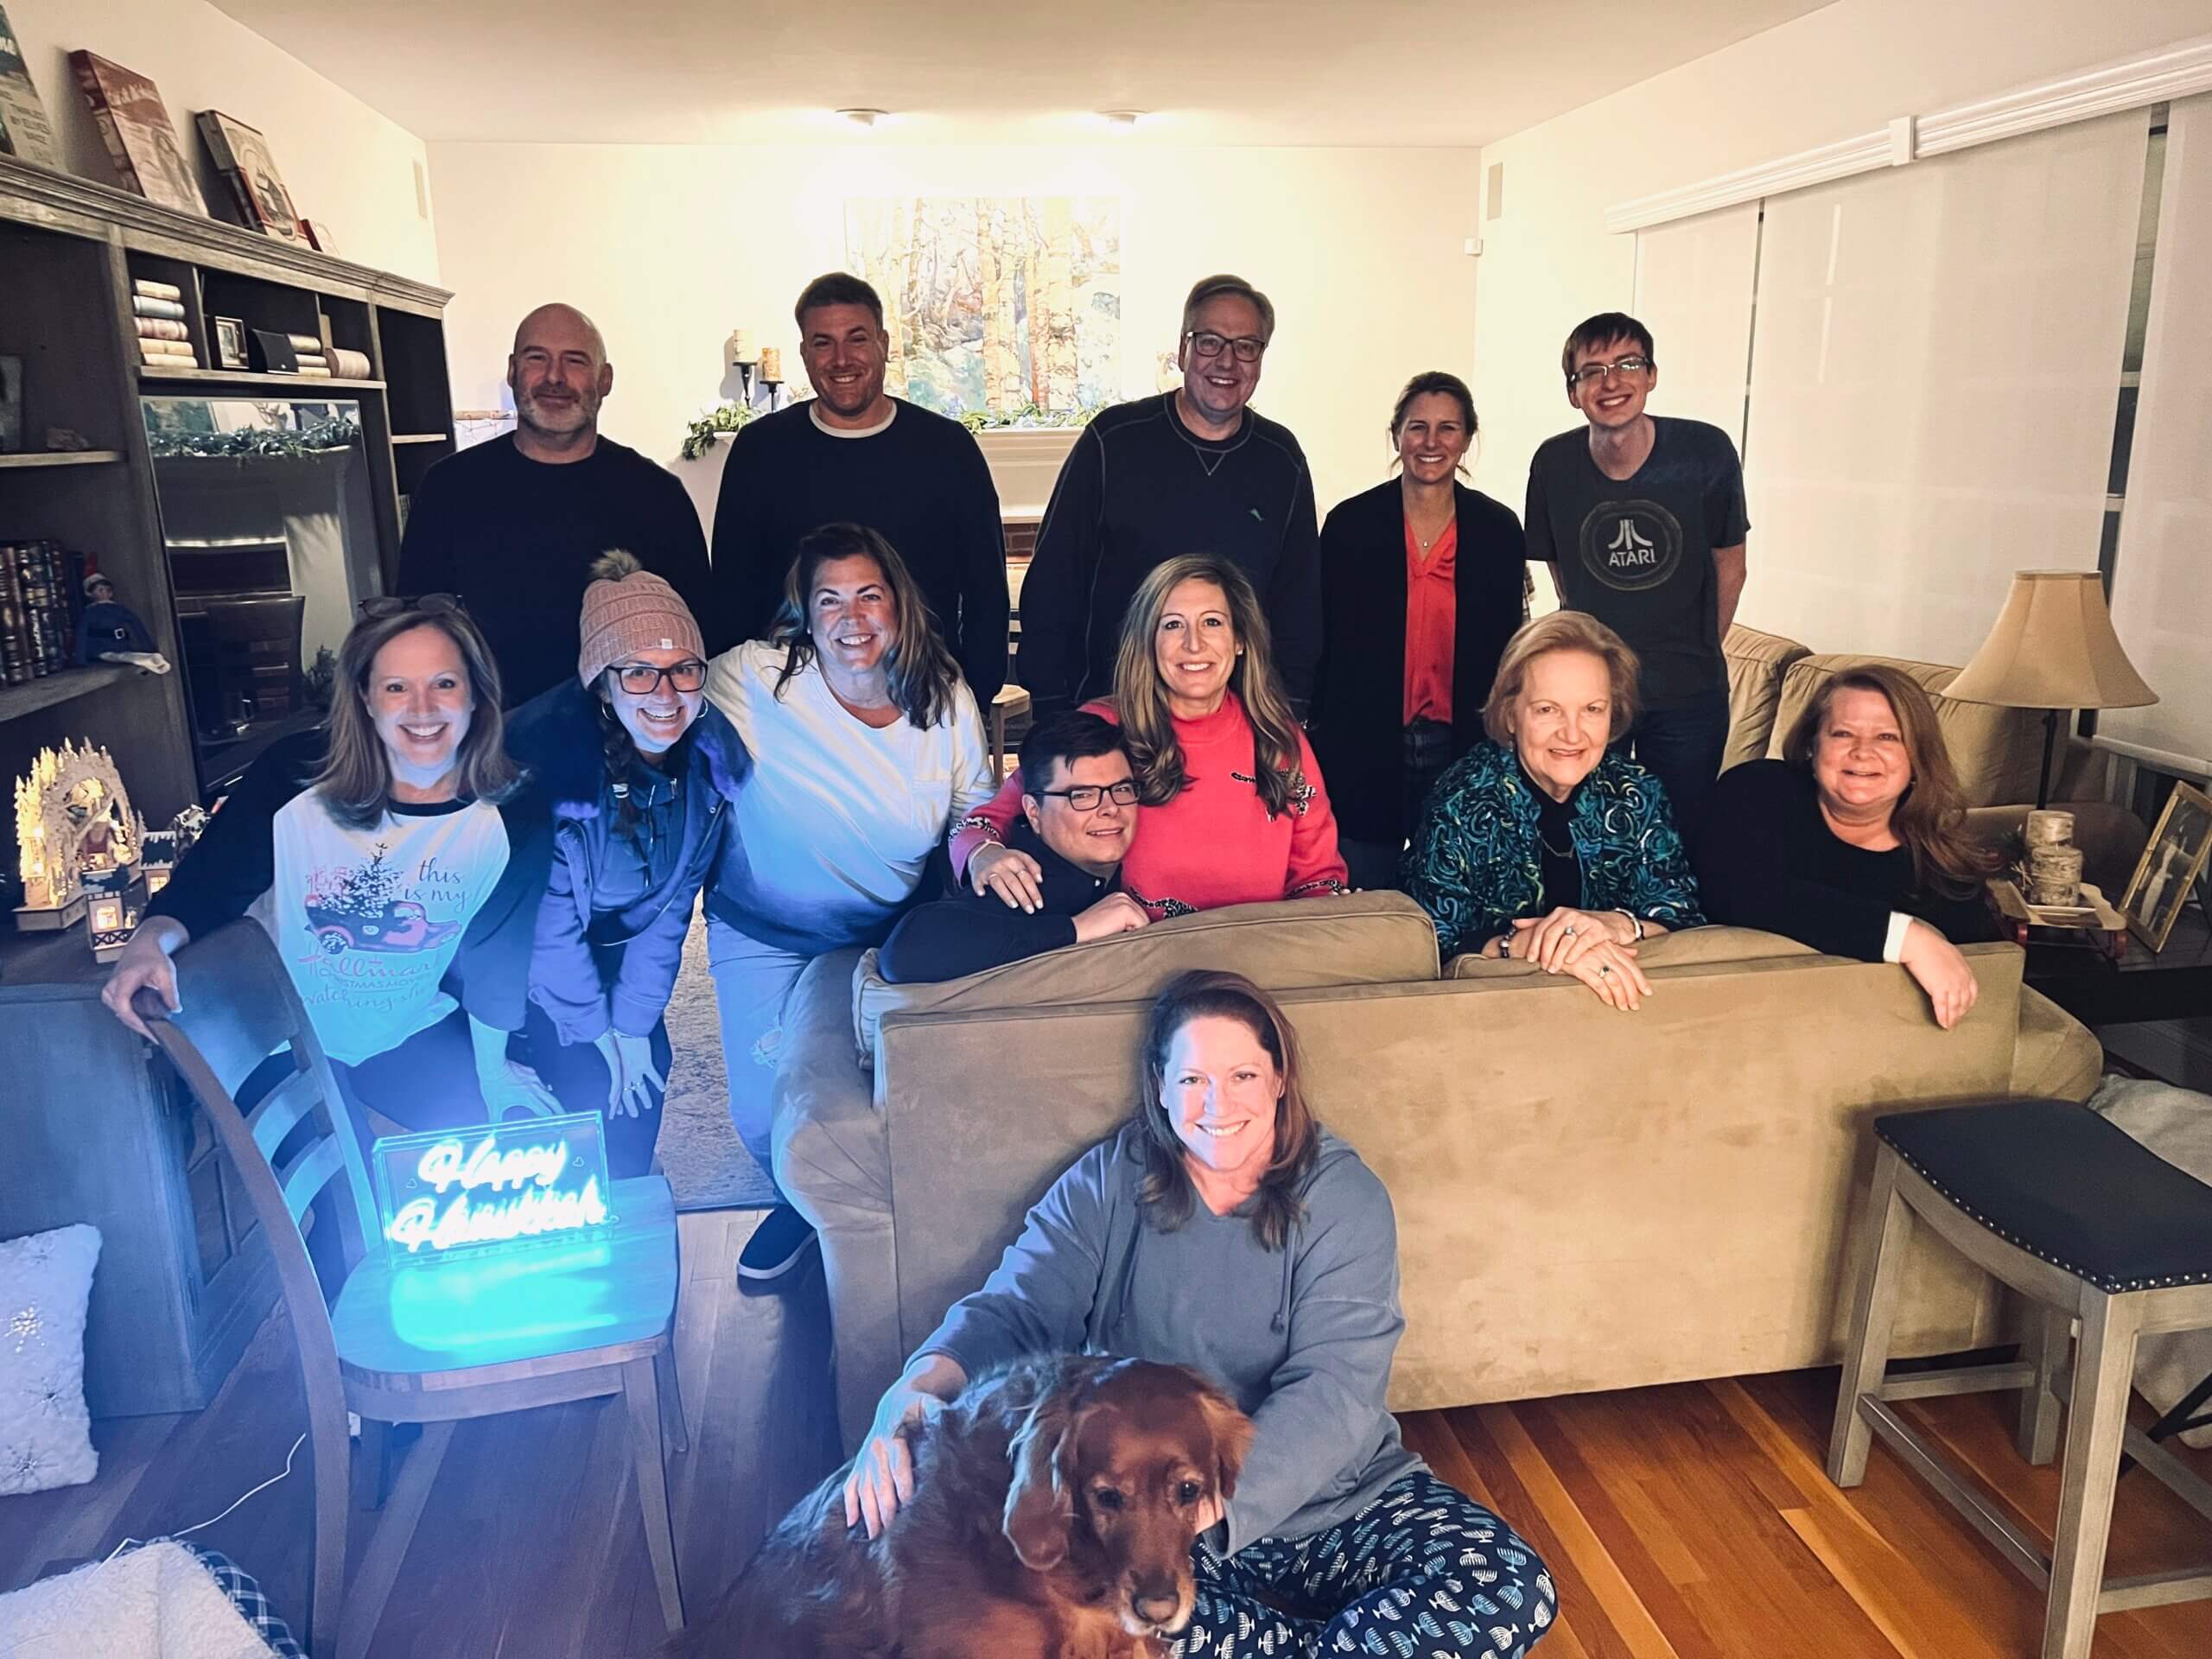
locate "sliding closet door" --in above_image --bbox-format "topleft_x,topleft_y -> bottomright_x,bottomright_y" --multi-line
1740,112 -> 2147,665
2101,94 -> 2212,775
1632,203 -> 1759,449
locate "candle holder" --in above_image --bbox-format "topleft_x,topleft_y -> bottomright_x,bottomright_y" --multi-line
734,359 -> 757,409
758,378 -> 785,414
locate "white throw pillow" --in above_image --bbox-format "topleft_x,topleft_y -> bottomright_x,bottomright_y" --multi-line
0,1224 -> 101,1497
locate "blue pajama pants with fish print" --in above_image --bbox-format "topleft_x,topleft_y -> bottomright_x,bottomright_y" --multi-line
1173,1471 -> 1554,1658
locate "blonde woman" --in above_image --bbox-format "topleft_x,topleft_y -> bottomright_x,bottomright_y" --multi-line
1697,664 -> 1999,1029
1402,611 -> 1703,1007
102,600 -> 556,1124
951,554 -> 1348,917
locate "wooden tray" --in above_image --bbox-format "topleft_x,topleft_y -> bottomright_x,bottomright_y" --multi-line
1988,878 -> 2126,957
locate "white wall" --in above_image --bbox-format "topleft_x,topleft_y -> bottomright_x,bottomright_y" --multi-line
424,140 -> 1479,517
6,0 -> 438,282
1472,0 -> 2210,618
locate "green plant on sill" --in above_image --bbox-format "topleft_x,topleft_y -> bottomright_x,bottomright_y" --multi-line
679,402 -> 753,461
958,404 -> 1103,433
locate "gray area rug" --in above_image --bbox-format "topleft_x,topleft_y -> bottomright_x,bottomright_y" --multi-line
654,908 -> 780,1211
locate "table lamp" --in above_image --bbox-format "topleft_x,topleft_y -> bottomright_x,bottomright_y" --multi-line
1945,570 -> 2156,809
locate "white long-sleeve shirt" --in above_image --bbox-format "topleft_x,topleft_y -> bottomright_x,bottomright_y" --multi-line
705,641 -> 992,950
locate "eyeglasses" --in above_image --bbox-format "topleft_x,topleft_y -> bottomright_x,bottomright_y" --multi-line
1185,330 -> 1267,364
360,593 -> 467,620
1036,781 -> 1141,810
1567,354 -> 1654,388
610,660 -> 708,695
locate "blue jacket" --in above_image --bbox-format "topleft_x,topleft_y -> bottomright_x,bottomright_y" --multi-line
1402,738 -> 1705,958
502,680 -> 749,1043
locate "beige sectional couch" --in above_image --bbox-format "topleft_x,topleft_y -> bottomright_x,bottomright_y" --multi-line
772,893 -> 2103,1451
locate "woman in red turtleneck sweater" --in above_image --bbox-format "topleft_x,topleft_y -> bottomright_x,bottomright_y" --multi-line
951,554 -> 1348,917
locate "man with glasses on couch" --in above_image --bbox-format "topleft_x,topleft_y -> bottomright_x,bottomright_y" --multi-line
1014,274 -> 1322,717
877,711 -> 1147,982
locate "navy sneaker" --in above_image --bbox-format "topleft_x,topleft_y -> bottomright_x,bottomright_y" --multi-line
737,1204 -> 817,1285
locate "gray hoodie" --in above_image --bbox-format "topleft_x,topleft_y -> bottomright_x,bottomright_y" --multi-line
920,1123 -> 1421,1554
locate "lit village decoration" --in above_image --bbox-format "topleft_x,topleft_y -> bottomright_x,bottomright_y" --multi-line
12,740 -> 200,962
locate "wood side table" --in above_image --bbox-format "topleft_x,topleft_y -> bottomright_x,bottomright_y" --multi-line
2024,903 -> 2212,1028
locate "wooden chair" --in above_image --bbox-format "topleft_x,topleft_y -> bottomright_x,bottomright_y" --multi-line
1827,1097 -> 2212,1659
137,920 -> 687,1655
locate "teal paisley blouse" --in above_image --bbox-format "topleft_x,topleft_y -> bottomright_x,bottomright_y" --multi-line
1402,739 -> 1705,958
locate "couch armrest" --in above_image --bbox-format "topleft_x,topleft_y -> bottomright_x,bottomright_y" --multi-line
2012,984 -> 2104,1103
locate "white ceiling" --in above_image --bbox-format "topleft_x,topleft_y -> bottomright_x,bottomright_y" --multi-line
209,0 -> 1832,149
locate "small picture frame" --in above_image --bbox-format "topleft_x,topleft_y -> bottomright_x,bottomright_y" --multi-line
2118,779 -> 2212,953
213,315 -> 248,370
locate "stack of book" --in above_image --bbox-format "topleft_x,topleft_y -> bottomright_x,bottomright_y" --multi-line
132,279 -> 199,368
0,540 -> 81,685
289,332 -> 332,378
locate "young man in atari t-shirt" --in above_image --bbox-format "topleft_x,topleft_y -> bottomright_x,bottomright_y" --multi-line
1524,311 -> 1749,850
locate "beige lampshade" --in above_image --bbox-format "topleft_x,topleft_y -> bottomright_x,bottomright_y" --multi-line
1945,570 -> 2157,710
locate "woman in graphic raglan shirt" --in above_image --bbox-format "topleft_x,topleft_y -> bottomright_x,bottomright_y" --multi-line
102,601 -> 557,1128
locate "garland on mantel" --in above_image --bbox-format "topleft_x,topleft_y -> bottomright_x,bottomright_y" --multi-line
145,414 -> 363,460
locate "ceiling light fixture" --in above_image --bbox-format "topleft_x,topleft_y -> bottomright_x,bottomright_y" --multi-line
1100,110 -> 1145,130
836,107 -> 887,129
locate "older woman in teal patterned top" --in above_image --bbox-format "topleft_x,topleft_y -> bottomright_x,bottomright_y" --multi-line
1402,611 -> 1703,1008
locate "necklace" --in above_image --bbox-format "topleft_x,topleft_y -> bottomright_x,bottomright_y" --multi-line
1538,827 -> 1576,859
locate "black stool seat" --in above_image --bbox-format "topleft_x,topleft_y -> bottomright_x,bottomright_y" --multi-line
1875,1097 -> 2212,1294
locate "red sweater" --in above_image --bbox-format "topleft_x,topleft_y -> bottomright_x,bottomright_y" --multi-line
950,694 -> 1350,915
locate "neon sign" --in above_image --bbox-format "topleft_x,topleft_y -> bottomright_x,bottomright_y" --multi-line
371,1113 -> 613,1261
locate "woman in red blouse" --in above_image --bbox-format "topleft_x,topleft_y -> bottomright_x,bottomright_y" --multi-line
1309,372 -> 1529,890
951,555 -> 1348,918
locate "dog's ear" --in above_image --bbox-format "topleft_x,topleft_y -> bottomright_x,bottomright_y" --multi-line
1002,1394 -> 1078,1572
1198,1383 -> 1254,1509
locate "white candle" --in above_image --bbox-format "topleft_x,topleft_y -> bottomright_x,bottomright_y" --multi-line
726,327 -> 756,366
759,346 -> 783,382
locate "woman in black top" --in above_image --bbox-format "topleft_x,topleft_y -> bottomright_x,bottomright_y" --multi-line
1310,372 -> 1527,890
1698,664 -> 1999,1029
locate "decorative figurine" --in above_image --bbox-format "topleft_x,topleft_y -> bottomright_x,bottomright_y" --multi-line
13,740 -> 144,931
76,573 -> 171,675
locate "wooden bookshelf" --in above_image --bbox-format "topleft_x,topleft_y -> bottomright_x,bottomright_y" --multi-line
0,152 -> 454,854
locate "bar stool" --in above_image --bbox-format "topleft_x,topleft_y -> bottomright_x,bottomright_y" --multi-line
1827,1096 -> 2212,1659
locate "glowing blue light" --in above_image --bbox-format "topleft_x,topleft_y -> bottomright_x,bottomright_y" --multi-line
371,1113 -> 613,1262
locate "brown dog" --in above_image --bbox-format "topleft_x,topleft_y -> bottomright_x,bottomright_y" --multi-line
661,1354 -> 1252,1658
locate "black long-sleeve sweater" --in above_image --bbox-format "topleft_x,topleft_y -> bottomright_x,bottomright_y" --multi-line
1014,394 -> 1320,716
874,819 -> 1119,983
1695,760 -> 1998,959
704,400 -> 1008,700
397,435 -> 712,708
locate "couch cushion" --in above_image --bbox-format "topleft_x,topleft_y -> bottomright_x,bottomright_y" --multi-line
1446,924 -> 1815,977
1769,652 -> 2046,808
853,892 -> 1440,1063
1723,625 -> 1813,772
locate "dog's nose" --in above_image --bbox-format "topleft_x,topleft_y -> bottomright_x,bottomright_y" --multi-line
1132,1586 -> 1183,1627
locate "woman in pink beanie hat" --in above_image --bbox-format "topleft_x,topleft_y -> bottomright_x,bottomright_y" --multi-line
492,550 -> 752,1176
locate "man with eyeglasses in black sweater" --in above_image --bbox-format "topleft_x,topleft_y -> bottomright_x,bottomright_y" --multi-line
1015,274 -> 1321,718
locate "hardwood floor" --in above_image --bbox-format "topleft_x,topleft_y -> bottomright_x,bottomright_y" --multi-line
3,1209 -> 2207,1656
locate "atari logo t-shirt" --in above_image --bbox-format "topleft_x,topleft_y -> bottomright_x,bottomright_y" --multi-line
1524,416 -> 1748,709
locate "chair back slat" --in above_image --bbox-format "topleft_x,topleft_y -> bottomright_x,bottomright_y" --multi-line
249,1066 -> 325,1162
279,1137 -> 348,1225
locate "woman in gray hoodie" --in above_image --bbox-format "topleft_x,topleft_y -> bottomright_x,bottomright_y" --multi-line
842,970 -> 1555,1657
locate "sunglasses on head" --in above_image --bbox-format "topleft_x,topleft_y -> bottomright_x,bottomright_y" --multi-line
359,593 -> 468,620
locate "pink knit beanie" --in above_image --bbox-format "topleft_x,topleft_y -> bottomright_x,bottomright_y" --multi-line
577,550 -> 704,686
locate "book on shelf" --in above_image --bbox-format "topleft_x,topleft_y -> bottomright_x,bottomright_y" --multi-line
137,340 -> 199,365
194,110 -> 306,244
134,317 -> 189,342
132,277 -> 183,302
68,50 -> 204,216
0,540 -> 77,683
132,295 -> 187,321
328,347 -> 372,379
284,332 -> 322,353
0,5 -> 62,169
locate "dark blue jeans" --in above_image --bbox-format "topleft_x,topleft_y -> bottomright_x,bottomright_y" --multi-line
1612,690 -> 1731,855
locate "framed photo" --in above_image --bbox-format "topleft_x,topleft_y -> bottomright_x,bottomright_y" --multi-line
303,219 -> 339,257
213,315 -> 248,371
0,353 -> 22,454
2119,780 -> 2212,953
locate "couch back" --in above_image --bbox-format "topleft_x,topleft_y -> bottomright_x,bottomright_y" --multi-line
1768,652 -> 2047,807
853,893 -> 1439,1063
878,943 -> 2041,1412
1723,625 -> 1813,772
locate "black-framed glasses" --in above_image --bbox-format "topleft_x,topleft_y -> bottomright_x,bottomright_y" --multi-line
1567,354 -> 1654,388
1036,781 -> 1141,810
1185,329 -> 1266,364
360,592 -> 468,620
610,660 -> 708,695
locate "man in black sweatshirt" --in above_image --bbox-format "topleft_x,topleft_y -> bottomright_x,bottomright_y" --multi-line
396,302 -> 710,706
1015,273 -> 1320,716
876,712 -> 1147,982
704,273 -> 1009,700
